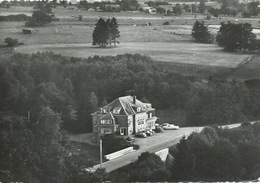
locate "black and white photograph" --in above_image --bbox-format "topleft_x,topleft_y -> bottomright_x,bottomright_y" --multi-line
0,0 -> 260,182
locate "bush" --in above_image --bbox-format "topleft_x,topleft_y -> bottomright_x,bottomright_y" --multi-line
242,11 -> 251,18
79,15 -> 82,21
133,144 -> 139,150
5,37 -> 18,47
163,21 -> 170,25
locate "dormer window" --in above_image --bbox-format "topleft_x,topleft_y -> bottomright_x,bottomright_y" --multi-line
113,107 -> 121,114
102,109 -> 107,113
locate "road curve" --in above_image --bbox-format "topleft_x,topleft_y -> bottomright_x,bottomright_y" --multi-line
91,122 -> 258,173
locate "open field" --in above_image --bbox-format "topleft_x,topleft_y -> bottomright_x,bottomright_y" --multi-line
15,42 -> 251,68
1,6 -> 259,80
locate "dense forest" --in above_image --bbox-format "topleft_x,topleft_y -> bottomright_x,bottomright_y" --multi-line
109,122 -> 260,182
0,52 -> 260,182
0,52 -> 259,133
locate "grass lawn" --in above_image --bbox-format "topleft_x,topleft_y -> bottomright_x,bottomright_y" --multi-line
70,141 -> 100,165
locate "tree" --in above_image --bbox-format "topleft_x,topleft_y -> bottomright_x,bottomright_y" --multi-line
191,4 -> 197,13
34,106 -> 68,182
183,4 -> 191,12
216,22 -> 257,52
110,17 -> 120,47
102,134 -> 130,155
192,21 -> 213,43
25,10 -> 52,27
173,3 -> 183,15
92,18 -> 109,47
247,1 -> 259,17
198,0 -> 206,14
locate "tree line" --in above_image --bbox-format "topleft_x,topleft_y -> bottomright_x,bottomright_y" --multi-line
192,21 -> 260,53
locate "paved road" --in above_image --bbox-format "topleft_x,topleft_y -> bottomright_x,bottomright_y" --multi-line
91,122 -> 259,173
92,126 -> 203,172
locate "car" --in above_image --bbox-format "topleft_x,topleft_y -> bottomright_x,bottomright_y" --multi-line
153,126 -> 164,133
148,129 -> 155,135
160,123 -> 169,127
145,129 -> 154,136
163,124 -> 179,130
135,131 -> 147,138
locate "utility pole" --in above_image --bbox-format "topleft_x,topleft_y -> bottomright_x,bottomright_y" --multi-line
28,111 -> 30,123
99,139 -> 103,168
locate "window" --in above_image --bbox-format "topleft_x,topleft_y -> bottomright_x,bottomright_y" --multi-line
100,120 -> 112,124
101,128 -> 112,134
137,107 -> 141,112
149,113 -> 152,118
138,120 -> 144,125
94,126 -> 97,132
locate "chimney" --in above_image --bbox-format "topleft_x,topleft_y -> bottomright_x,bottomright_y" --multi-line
133,96 -> 136,104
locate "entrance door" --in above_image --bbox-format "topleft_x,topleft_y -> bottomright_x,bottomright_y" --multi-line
120,127 -> 127,135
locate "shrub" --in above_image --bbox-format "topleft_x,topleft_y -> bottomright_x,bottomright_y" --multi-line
79,15 -> 82,21
242,11 -> 251,18
5,37 -> 18,47
163,21 -> 170,25
133,144 -> 139,150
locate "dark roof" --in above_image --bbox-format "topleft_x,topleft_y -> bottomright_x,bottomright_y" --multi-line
92,95 -> 154,116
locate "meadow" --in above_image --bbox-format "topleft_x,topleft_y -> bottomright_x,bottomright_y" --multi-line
1,5 -> 260,81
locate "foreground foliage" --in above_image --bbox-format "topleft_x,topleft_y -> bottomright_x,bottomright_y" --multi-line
171,123 -> 260,181
109,124 -> 260,182
109,152 -> 169,182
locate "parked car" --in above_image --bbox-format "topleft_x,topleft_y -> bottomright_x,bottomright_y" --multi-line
160,123 -> 169,127
153,126 -> 164,133
135,131 -> 147,138
148,129 -> 155,135
163,124 -> 179,130
145,129 -> 154,136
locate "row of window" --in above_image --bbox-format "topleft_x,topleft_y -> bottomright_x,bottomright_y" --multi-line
101,128 -> 112,134
100,120 -> 112,124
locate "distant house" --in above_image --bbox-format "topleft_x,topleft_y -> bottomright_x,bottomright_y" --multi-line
158,4 -> 173,12
104,4 -> 120,12
205,1 -> 221,9
91,96 -> 157,142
